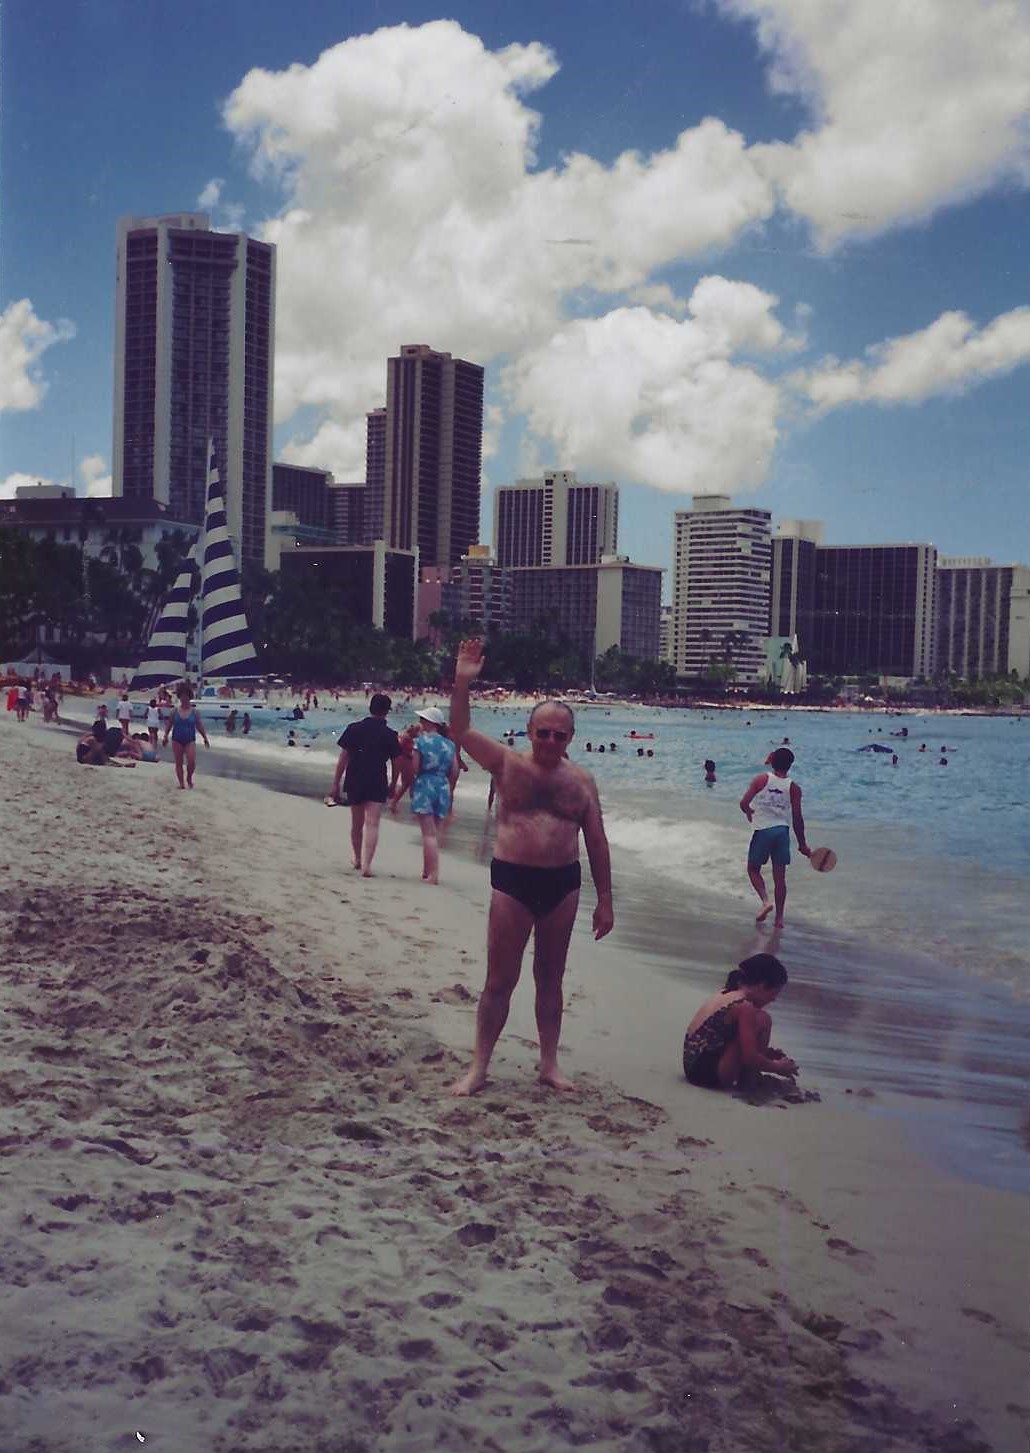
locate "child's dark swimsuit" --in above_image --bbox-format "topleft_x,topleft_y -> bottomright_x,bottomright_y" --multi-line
490,859 -> 581,919
682,1000 -> 739,1088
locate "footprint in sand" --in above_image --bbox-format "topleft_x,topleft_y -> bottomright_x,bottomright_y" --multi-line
826,1236 -> 869,1259
456,1222 -> 498,1247
398,1338 -> 438,1361
961,1307 -> 998,1325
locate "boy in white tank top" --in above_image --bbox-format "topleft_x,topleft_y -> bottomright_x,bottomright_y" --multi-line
739,747 -> 811,925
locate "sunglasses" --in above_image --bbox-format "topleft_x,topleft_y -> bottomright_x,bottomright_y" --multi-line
533,728 -> 568,742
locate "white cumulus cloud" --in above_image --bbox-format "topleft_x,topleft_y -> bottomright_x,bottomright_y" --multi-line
793,305 -> 1030,407
223,20 -> 775,454
505,278 -> 791,495
80,453 -> 113,497
0,299 -> 76,412
720,0 -> 1030,247
278,418 -> 367,481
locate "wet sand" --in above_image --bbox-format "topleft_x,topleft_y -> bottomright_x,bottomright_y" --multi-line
1,715 -> 1027,1452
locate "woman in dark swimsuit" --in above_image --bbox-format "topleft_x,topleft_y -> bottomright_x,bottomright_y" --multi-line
682,954 -> 798,1090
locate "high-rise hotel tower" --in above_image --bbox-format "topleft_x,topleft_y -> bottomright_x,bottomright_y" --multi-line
671,495 -> 772,683
112,213 -> 276,567
381,345 -> 484,569
494,470 -> 618,568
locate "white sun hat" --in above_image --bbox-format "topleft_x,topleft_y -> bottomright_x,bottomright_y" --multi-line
415,706 -> 446,725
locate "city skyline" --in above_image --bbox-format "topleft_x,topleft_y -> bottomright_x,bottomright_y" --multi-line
1,3 -> 1028,575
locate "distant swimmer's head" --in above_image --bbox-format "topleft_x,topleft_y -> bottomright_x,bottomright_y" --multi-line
369,692 -> 392,717
768,747 -> 794,773
724,953 -> 788,1006
528,700 -> 575,764
704,759 -> 716,773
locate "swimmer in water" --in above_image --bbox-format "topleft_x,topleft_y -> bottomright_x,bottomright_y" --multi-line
704,758 -> 716,784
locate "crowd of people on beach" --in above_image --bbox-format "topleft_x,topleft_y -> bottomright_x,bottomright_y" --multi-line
6,653 -> 880,1102
309,642 -> 805,1099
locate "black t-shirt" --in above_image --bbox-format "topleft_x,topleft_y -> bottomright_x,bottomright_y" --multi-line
338,717 -> 400,801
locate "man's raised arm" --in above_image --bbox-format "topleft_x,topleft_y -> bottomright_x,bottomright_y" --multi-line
449,639 -> 509,775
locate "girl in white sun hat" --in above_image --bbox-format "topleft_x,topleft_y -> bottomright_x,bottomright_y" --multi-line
409,707 -> 458,883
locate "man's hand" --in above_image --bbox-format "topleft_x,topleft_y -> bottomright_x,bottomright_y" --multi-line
798,844 -> 811,857
741,806 -> 753,821
455,638 -> 485,684
593,897 -> 614,940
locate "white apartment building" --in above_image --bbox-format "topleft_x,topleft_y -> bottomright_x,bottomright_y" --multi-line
672,495 -> 772,683
494,470 -> 618,568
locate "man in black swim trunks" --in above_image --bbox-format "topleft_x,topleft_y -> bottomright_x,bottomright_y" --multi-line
328,693 -> 401,877
448,639 -> 613,1096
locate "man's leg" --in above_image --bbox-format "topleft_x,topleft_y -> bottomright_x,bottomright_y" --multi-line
531,888 -> 580,1090
772,863 -> 787,924
349,805 -> 365,868
360,802 -> 383,877
449,890 -> 534,1096
748,856 -> 772,922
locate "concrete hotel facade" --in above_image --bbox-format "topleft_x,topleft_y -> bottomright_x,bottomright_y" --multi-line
511,558 -> 662,665
808,544 -> 937,679
280,544 -> 418,640
770,520 -> 822,644
382,346 -> 484,569
672,496 -> 772,683
112,213 -> 275,568
443,545 -> 515,635
936,558 -> 1030,680
494,471 -> 618,568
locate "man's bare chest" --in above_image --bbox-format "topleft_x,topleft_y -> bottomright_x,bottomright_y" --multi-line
499,767 -> 587,823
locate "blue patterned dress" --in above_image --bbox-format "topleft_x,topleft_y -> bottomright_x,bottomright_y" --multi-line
410,732 -> 457,818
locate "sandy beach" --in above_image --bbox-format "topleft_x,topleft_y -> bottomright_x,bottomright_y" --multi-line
1,714 -> 1026,1452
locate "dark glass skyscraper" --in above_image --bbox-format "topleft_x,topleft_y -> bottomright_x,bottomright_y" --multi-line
382,345 -> 484,568
113,213 -> 276,567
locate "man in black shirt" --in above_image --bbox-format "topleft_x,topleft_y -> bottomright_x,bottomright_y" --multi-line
327,693 -> 401,877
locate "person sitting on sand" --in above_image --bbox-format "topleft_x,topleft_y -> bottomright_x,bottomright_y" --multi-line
447,639 -> 614,1096
739,747 -> 811,926
682,954 -> 798,1090
75,734 -> 136,768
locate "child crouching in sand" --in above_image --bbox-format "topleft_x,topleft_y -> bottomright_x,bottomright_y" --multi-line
682,954 -> 799,1090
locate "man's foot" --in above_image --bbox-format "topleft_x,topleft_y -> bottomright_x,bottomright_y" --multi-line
539,1066 -> 576,1092
774,917 -> 785,927
448,1067 -> 488,1097
756,902 -> 773,923
361,869 -> 374,878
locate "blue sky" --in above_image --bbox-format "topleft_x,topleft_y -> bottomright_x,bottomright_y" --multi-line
2,0 -> 1028,577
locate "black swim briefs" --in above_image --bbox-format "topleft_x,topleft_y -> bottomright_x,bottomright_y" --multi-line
490,858 -> 581,919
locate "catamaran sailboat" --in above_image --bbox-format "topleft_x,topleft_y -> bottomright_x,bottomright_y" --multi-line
129,442 -> 261,703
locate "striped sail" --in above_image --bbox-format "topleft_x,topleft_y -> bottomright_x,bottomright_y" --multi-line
200,444 -> 260,678
128,550 -> 196,690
